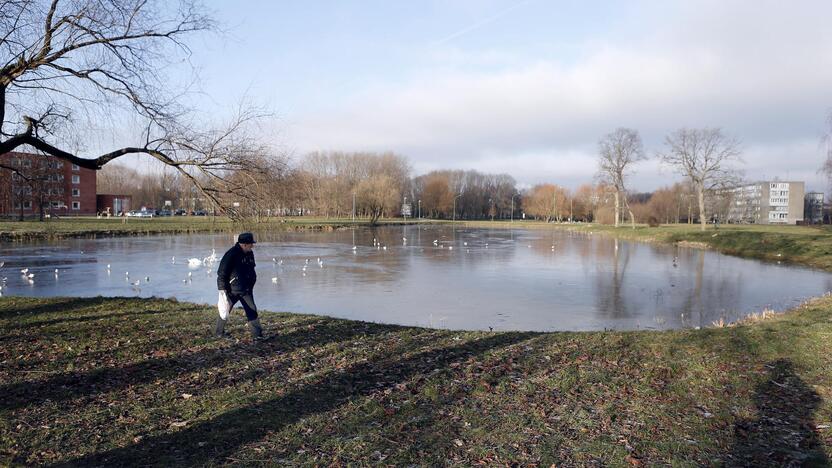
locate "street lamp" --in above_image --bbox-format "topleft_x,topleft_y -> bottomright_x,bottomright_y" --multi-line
403,196 -> 408,221
418,199 -> 421,219
511,193 -> 520,223
452,193 -> 463,222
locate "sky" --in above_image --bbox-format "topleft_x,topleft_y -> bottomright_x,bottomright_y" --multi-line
177,0 -> 832,192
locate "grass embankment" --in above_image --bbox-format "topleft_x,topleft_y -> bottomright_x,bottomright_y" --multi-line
0,217 -> 419,241
463,221 -> 832,272
2,296 -> 832,466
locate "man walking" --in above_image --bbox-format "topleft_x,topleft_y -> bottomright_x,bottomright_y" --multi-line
216,232 -> 264,340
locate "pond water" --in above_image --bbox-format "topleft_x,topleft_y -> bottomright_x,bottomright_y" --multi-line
1,225 -> 831,331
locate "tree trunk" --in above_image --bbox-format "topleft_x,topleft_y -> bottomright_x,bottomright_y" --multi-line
697,185 -> 706,231
614,191 -> 620,228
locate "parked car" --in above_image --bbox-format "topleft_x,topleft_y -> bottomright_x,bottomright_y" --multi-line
158,210 -> 172,217
174,209 -> 187,216
194,210 -> 207,216
135,211 -> 154,218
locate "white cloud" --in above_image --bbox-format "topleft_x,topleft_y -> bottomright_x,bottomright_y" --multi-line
286,1 -> 832,192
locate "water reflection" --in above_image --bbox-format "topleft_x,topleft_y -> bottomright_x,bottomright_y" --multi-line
0,226 -> 830,332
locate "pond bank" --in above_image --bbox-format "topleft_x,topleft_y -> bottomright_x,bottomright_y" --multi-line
2,295 -> 831,465
0,217 -> 431,242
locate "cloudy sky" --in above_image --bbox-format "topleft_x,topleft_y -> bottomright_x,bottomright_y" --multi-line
191,0 -> 832,192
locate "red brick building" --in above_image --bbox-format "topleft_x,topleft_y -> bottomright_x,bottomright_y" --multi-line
0,151 -> 97,217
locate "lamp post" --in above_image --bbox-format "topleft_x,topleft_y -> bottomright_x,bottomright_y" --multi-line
403,196 -> 408,221
511,193 -> 520,223
453,193 -> 462,222
352,192 -> 355,222
418,199 -> 421,219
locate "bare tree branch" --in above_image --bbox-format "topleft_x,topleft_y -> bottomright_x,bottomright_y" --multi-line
0,0 -> 271,219
658,128 -> 743,230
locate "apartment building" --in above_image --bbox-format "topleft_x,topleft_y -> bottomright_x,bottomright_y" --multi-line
0,151 -> 97,216
725,181 -> 805,224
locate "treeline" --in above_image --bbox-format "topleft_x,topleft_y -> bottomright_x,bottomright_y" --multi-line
101,151 -> 703,224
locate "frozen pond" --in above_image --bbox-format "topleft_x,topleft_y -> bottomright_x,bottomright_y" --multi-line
1,225 -> 831,331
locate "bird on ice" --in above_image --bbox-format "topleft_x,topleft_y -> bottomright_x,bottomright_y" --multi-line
20,268 -> 28,275
188,258 -> 202,267
271,277 -> 278,283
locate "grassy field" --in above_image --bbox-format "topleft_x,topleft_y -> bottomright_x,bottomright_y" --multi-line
2,295 -> 832,466
0,216 -> 417,241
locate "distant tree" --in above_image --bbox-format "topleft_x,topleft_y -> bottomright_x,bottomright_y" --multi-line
646,186 -> 679,224
659,128 -> 742,231
597,128 -> 646,229
525,184 -> 569,222
355,175 -> 399,225
0,0 -> 268,217
420,172 -> 453,218
572,184 -> 597,222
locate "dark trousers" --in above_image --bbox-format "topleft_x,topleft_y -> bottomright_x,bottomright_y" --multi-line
228,292 -> 258,321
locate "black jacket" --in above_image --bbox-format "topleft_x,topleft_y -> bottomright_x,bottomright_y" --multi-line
217,244 -> 257,294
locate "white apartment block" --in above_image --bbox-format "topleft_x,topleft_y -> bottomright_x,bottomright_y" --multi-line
725,181 -> 805,224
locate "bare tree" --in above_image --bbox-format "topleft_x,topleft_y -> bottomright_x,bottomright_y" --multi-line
355,175 -> 399,225
597,128 -> 646,229
659,128 -> 742,231
0,0 -> 267,217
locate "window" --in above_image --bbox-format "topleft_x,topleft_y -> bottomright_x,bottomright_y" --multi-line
21,159 -> 31,168
71,164 -> 80,171
71,175 -> 80,184
51,201 -> 63,208
72,201 -> 80,210
72,188 -> 80,197
14,200 -> 32,209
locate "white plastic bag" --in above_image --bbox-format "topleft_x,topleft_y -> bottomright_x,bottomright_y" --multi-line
217,290 -> 232,320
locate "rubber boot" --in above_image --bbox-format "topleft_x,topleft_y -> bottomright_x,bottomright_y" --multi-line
215,317 -> 231,338
248,318 -> 264,340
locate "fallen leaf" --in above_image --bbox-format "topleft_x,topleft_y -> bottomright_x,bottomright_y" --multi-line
626,455 -> 642,466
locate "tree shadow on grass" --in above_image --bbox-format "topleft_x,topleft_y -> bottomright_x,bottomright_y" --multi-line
0,296 -> 114,321
58,332 -> 538,467
727,359 -> 827,467
14,307 -> 171,330
0,318 -> 398,412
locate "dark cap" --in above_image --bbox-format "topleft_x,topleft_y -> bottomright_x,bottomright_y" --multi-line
237,232 -> 256,244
